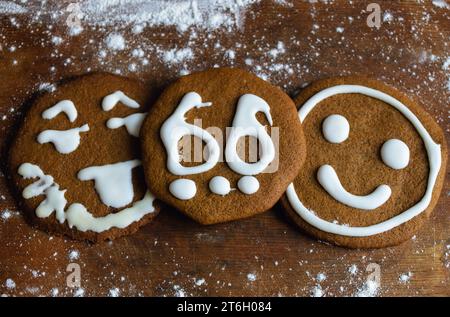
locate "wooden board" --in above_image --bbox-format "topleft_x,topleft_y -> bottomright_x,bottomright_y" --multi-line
0,0 -> 449,297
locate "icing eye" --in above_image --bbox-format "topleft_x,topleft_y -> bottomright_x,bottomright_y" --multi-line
381,139 -> 410,170
322,114 -> 350,144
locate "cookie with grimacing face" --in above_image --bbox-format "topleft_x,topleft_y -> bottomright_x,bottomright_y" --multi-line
281,77 -> 447,248
140,68 -> 306,224
8,73 -> 159,242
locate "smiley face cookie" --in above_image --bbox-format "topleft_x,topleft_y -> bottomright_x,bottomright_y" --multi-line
8,73 -> 159,242
141,68 -> 306,224
282,77 -> 447,248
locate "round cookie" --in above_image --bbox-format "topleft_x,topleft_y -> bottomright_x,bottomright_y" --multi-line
281,77 -> 447,248
141,68 -> 306,224
8,73 -> 160,242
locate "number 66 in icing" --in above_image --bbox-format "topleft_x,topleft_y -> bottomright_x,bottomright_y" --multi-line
225,94 -> 275,176
160,92 -> 220,176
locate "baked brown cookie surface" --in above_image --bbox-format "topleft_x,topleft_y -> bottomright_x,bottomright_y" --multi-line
281,77 -> 447,248
8,73 -> 159,242
141,68 -> 306,224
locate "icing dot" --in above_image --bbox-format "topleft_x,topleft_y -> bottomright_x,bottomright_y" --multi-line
381,139 -> 410,170
237,176 -> 259,195
209,176 -> 231,196
322,114 -> 350,144
169,179 -> 197,200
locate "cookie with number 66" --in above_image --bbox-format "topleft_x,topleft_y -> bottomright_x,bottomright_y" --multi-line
140,68 -> 306,224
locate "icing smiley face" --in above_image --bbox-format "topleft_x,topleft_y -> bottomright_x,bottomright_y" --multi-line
141,68 -> 306,225
8,73 -> 159,241
283,78 -> 447,248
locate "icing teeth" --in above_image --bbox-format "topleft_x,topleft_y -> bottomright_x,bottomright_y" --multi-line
169,179 -> 197,200
77,159 -> 141,209
237,176 -> 260,195
209,176 -> 231,196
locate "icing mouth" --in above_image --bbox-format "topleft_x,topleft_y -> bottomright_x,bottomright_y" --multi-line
317,164 -> 391,210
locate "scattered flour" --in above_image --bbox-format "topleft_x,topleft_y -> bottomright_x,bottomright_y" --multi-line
432,0 -> 450,9
316,272 -> 327,282
38,82 -> 57,93
174,285 -> 185,297
162,48 -> 194,64
348,264 -> 358,275
268,41 -> 286,59
51,36 -> 63,46
68,249 -> 79,261
0,1 -> 27,14
108,287 -> 120,297
0,209 -> 12,220
195,278 -> 205,286
73,288 -> 85,297
442,57 -> 450,93
69,25 -> 83,37
4,0 -> 260,32
310,285 -> 323,297
354,280 -> 380,297
5,278 -> 16,290
383,11 -> 394,22
399,272 -> 412,283
443,245 -> 450,269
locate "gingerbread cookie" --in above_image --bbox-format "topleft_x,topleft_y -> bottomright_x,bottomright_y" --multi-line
281,77 -> 447,248
141,68 -> 306,224
8,73 -> 159,242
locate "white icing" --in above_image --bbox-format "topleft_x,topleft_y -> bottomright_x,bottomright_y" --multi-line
18,163 -> 155,233
78,159 -> 141,209
42,100 -> 77,122
237,176 -> 260,195
65,191 -> 155,233
106,112 -> 147,137
37,124 -> 89,154
381,139 -> 410,169
102,91 -> 140,111
225,94 -> 275,176
287,84 -> 442,237
322,114 -> 349,143
169,179 -> 197,200
160,92 -> 220,176
317,164 -> 391,210
209,176 -> 231,196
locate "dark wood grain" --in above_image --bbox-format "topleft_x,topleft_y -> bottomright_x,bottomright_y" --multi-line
0,0 -> 448,297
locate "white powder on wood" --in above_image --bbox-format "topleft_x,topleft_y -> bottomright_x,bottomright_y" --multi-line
105,32 -> 126,51
0,1 -> 27,14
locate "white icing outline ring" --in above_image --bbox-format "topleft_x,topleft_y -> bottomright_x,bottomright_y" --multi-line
286,84 -> 442,237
